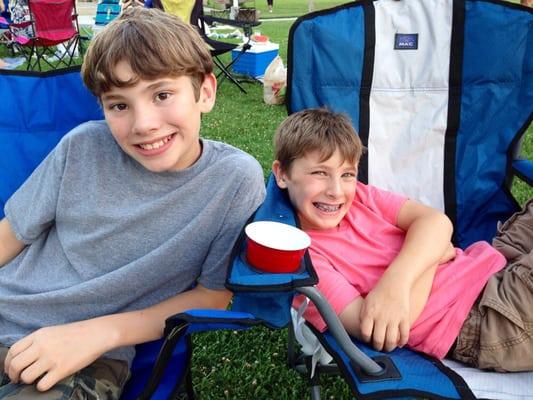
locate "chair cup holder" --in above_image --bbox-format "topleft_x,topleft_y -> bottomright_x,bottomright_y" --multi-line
351,355 -> 401,383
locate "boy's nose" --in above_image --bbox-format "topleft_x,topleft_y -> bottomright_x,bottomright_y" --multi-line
132,108 -> 161,136
326,178 -> 342,197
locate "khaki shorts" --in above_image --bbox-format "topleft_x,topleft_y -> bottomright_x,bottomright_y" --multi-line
0,346 -> 130,400
452,198 -> 533,372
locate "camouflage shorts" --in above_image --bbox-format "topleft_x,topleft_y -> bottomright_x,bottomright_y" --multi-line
0,346 -> 130,400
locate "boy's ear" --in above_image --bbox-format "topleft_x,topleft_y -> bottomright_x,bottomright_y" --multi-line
272,160 -> 288,189
198,73 -> 217,113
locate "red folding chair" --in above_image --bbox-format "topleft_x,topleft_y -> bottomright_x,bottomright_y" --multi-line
8,0 -> 82,71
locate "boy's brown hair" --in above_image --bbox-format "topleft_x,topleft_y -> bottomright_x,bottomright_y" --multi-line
274,108 -> 364,173
82,7 -> 213,100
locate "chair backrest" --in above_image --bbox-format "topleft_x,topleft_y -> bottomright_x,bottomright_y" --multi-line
0,68 -> 103,218
287,0 -> 532,248
28,0 -> 77,42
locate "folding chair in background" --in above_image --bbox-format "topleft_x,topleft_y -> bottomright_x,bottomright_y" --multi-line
7,0 -> 82,71
95,0 -> 121,27
149,0 -> 260,93
284,0 -> 533,398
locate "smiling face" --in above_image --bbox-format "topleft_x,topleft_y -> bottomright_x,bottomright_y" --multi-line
273,150 -> 358,231
101,61 -> 216,173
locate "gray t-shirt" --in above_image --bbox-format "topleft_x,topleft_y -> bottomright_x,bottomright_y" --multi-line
0,120 -> 265,364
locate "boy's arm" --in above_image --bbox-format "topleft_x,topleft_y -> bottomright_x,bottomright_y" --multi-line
4,283 -> 232,391
359,200 -> 453,352
0,218 -> 26,267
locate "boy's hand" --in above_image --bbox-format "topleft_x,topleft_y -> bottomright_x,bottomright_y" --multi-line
4,321 -> 112,391
359,281 -> 410,352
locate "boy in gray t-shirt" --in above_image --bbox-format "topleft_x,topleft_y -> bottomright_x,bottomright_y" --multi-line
0,8 -> 265,399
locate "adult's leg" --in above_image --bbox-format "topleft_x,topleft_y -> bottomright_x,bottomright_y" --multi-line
0,347 -> 129,400
492,197 -> 533,262
453,199 -> 533,371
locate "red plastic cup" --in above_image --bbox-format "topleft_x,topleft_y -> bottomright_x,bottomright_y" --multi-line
245,221 -> 311,273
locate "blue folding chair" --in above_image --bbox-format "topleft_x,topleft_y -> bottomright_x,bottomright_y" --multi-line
282,0 -> 533,398
145,175 -> 479,399
287,0 -> 532,249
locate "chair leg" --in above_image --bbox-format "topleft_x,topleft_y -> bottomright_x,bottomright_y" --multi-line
25,45 -> 36,71
55,38 -> 78,68
305,355 -> 323,400
287,320 -> 298,368
213,56 -> 247,94
310,385 -> 321,400
185,367 -> 195,400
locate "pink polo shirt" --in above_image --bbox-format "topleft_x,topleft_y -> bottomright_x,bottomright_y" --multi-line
295,182 -> 506,359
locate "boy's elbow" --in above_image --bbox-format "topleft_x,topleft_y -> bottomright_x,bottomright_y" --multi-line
437,212 -> 454,239
204,287 -> 233,310
215,289 -> 233,310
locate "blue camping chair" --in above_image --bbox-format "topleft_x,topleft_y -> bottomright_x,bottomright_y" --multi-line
146,175 -> 479,400
283,0 -> 533,398
287,0 -> 532,249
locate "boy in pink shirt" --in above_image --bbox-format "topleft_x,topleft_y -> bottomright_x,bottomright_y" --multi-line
272,108 -> 533,372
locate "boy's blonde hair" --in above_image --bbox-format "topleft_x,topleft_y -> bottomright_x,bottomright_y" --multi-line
82,7 -> 213,100
274,108 -> 364,173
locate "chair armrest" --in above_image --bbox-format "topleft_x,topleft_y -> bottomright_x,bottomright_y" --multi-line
135,309 -> 260,400
512,159 -> 533,186
164,309 -> 260,335
296,286 -> 384,376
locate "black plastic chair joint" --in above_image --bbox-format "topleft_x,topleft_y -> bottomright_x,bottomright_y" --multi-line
351,355 -> 401,383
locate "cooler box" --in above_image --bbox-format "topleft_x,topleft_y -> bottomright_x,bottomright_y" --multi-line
231,43 -> 279,78
95,1 -> 121,26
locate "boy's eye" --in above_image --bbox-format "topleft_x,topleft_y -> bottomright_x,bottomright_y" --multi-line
342,172 -> 357,179
156,92 -> 171,102
109,103 -> 127,111
311,171 -> 327,176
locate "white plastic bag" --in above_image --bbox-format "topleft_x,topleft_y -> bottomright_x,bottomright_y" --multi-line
263,56 -> 287,105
